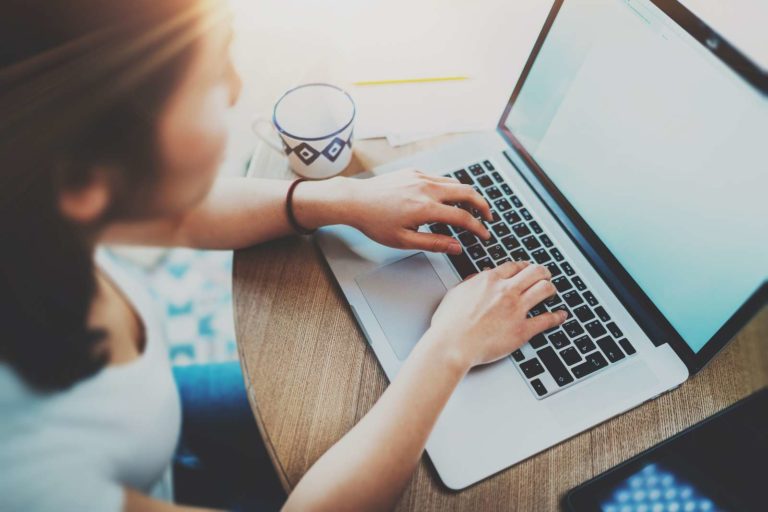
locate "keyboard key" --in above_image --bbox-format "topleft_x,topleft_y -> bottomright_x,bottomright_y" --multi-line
467,244 -> 487,260
488,245 -> 506,260
540,234 -> 553,247
497,257 -> 511,264
469,164 -> 484,176
529,303 -> 547,317
583,291 -> 599,306
480,234 -> 497,248
483,160 -> 495,171
544,294 -> 562,307
510,195 -> 523,208
520,358 -> 545,378
512,223 -> 531,237
511,349 -> 525,362
510,249 -> 529,262
478,175 -> 493,188
529,334 -> 548,349
560,346 -> 582,366
562,290 -> 583,307
503,211 -> 521,224
530,221 -> 543,234
492,172 -> 504,183
553,276 -> 572,292
453,169 -> 473,185
548,331 -> 570,349
492,223 -> 511,237
494,198 -> 512,212
594,306 -> 611,322
520,208 -> 532,221
522,236 -> 541,250
572,352 -> 608,378
563,320 -> 585,338
537,347 -> 574,387
429,223 -> 452,236
618,338 -> 636,355
486,186 -> 502,200
459,202 -> 479,218
606,322 -> 624,338
490,211 -> 501,223
574,305 -> 596,322
476,257 -> 493,270
596,336 -> 625,363
447,252 -> 476,279
501,183 -> 513,195
530,378 -> 547,396
561,262 -> 575,276
501,235 -> 520,250
545,262 -> 562,277
573,335 -> 596,354
531,249 -> 551,264
551,248 -> 564,261
458,231 -> 477,247
585,320 -> 607,338
550,303 -> 571,319
572,276 -> 587,291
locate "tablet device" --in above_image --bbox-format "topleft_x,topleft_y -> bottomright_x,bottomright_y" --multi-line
563,388 -> 767,512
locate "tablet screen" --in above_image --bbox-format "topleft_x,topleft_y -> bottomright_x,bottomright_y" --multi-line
565,389 -> 768,512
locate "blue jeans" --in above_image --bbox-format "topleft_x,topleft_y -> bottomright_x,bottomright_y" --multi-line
172,362 -> 286,512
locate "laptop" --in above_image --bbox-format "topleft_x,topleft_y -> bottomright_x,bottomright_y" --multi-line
317,0 -> 768,490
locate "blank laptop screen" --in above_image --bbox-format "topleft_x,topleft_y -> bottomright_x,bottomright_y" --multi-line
504,0 -> 767,352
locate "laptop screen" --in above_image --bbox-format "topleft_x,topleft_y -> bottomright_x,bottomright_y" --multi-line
503,0 -> 767,353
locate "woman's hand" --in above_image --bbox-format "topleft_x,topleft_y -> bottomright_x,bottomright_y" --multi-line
342,169 -> 493,254
427,261 -> 567,370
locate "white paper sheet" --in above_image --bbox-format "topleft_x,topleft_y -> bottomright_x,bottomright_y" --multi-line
386,132 -> 444,147
332,0 -> 555,139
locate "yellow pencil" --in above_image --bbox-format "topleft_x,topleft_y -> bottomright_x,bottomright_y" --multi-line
353,76 -> 470,86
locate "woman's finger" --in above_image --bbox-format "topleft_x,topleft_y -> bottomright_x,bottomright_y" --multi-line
398,231 -> 462,254
525,311 -> 567,339
420,173 -> 458,185
505,263 -> 552,293
429,204 -> 490,240
492,260 -> 529,279
437,183 -> 493,221
520,279 -> 557,309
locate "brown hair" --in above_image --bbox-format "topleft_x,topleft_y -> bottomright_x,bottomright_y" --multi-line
0,0 -> 219,390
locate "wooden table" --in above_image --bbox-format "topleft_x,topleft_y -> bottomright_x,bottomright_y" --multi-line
233,137 -> 768,511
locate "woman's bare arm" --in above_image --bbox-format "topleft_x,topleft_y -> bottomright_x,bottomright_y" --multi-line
102,177 -> 346,249
283,330 -> 466,512
102,171 -> 492,252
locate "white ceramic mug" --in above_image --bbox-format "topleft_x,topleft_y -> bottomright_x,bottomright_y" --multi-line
253,83 -> 356,179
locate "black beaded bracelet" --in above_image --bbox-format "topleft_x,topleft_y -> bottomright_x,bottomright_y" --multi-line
285,178 -> 317,235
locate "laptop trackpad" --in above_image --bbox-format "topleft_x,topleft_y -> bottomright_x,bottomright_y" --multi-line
356,253 -> 447,360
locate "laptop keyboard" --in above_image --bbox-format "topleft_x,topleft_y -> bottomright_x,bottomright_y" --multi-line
428,159 -> 636,399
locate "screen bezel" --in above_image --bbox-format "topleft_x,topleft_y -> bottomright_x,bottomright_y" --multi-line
497,0 -> 768,375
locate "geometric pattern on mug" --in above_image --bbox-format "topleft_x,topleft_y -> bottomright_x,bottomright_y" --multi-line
321,137 -> 346,162
292,142 -> 321,165
279,132 -> 354,166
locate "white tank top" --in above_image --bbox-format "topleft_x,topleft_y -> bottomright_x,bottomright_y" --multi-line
0,250 -> 181,512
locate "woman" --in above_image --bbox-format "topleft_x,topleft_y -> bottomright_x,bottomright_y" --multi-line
0,1 -> 566,511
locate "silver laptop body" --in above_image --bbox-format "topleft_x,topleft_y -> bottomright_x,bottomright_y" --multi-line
316,0 -> 767,489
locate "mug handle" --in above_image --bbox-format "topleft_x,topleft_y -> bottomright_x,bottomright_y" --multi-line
251,117 -> 285,154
